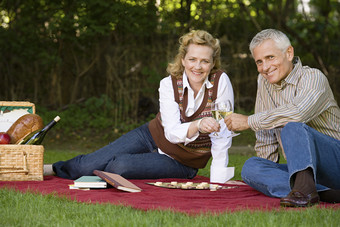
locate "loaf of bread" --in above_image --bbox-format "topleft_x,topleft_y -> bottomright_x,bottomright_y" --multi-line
6,114 -> 44,144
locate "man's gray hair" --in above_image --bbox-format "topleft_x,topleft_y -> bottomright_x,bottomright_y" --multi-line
249,29 -> 291,56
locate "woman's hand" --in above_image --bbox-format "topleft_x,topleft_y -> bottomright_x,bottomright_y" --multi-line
187,117 -> 220,138
197,117 -> 220,134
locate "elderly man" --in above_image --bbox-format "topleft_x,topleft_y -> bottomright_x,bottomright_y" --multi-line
225,29 -> 340,207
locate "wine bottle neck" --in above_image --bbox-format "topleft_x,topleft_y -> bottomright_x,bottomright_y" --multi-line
43,121 -> 57,131
42,116 -> 60,132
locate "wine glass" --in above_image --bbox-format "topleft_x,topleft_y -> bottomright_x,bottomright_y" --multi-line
211,101 -> 226,136
225,100 -> 240,138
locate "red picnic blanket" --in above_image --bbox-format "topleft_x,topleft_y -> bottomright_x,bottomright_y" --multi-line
0,175 -> 338,214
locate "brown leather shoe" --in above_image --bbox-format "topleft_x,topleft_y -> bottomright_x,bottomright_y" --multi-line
280,190 -> 320,207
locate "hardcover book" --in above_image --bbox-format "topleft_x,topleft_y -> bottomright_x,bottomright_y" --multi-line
93,170 -> 142,193
73,176 -> 107,188
69,184 -> 91,190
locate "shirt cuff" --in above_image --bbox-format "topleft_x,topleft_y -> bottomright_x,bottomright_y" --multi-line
184,132 -> 199,145
184,122 -> 199,145
248,114 -> 261,131
210,166 -> 235,183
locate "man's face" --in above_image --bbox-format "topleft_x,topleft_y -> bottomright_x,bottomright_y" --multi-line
253,39 -> 294,85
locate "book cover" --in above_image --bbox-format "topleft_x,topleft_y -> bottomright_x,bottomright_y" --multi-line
73,176 -> 107,188
93,170 -> 142,193
69,184 -> 91,191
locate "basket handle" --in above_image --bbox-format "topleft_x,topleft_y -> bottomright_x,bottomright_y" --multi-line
0,152 -> 29,174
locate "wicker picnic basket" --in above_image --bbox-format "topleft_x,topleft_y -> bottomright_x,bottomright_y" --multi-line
0,101 -> 36,114
0,145 -> 44,181
0,101 -> 44,181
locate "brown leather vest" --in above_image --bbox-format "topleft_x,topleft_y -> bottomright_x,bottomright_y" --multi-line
148,70 -> 223,168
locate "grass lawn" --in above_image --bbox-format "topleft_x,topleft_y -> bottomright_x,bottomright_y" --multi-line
1,148 -> 339,226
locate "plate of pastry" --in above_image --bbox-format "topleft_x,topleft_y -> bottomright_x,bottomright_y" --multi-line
146,181 -> 238,190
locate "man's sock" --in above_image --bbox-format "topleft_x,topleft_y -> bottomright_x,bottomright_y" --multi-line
319,190 -> 340,203
43,164 -> 55,176
292,167 -> 316,195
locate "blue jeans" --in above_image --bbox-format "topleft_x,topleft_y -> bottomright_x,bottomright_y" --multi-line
53,123 -> 198,180
241,122 -> 340,198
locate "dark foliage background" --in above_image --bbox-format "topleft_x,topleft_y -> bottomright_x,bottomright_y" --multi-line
1,0 -> 339,144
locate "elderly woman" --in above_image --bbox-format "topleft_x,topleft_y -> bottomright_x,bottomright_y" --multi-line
49,30 -> 235,183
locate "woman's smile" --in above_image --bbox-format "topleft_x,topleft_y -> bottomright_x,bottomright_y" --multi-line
181,44 -> 215,91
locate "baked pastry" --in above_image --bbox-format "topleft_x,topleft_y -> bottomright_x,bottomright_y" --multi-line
6,114 -> 44,144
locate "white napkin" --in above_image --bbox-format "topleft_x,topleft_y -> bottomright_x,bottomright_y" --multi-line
0,109 -> 30,132
210,166 -> 235,184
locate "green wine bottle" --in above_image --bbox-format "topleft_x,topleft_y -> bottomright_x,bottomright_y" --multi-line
18,116 -> 61,145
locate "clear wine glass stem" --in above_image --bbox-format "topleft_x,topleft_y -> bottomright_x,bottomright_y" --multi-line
225,100 -> 240,138
227,132 -> 240,138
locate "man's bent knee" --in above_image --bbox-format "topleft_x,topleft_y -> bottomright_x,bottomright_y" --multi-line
241,157 -> 263,180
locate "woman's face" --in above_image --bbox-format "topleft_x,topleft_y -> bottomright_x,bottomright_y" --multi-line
181,44 -> 215,89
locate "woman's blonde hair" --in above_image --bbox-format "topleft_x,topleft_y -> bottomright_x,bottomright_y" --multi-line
167,30 -> 221,78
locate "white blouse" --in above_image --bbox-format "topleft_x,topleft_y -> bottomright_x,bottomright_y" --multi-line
158,71 -> 235,183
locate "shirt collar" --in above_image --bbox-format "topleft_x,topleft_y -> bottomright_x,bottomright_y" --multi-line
182,72 -> 213,92
273,57 -> 302,90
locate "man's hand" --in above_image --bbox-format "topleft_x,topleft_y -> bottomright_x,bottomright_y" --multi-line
224,113 -> 250,132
